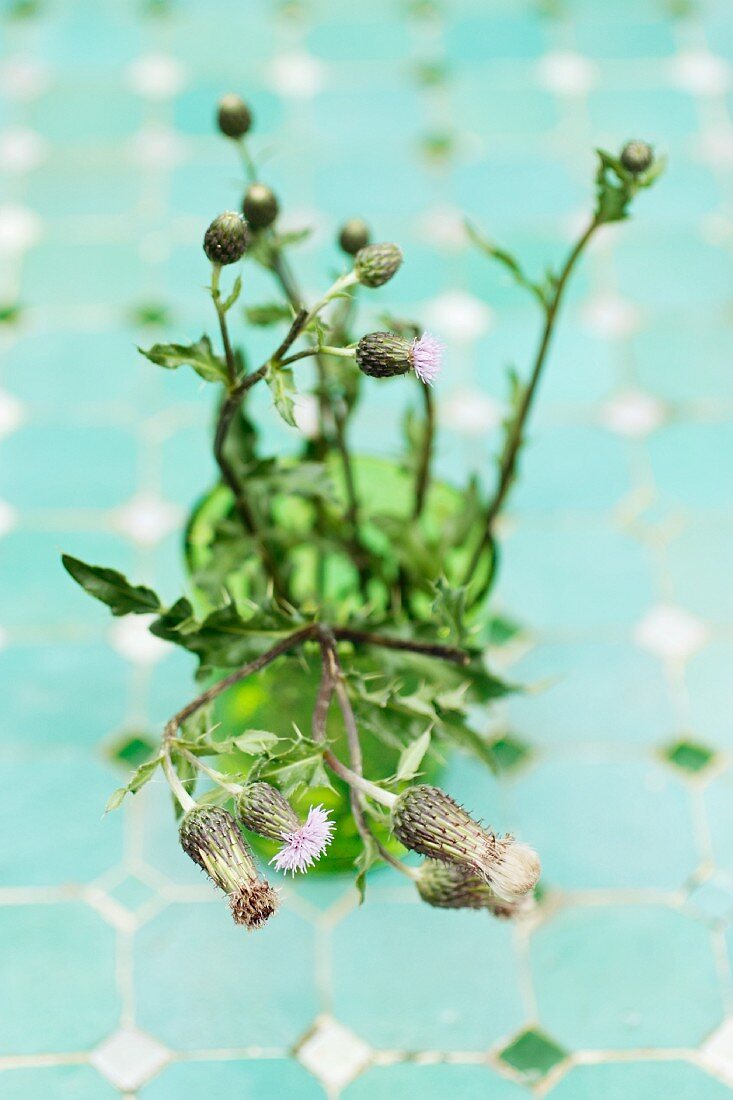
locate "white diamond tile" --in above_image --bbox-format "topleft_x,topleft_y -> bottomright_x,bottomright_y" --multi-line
90,1027 -> 169,1090
0,390 -> 25,437
270,52 -> 325,98
112,492 -> 181,546
702,1018 -> 733,1086
0,204 -> 41,254
600,390 -> 665,438
298,1018 -> 371,1090
126,54 -> 185,98
671,50 -> 729,96
536,51 -> 597,95
634,604 -> 709,662
582,293 -> 640,339
109,614 -> 171,665
443,388 -> 502,435
423,290 -> 493,342
0,127 -> 46,172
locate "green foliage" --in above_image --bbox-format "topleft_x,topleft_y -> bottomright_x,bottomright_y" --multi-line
63,126 -> 663,894
139,335 -> 229,384
265,362 -> 298,426
62,556 -> 161,616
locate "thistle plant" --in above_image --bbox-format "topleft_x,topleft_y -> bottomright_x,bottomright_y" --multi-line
62,97 -> 662,930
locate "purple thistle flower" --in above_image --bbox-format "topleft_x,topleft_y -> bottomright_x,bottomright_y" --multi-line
270,805 -> 335,875
411,331 -> 443,386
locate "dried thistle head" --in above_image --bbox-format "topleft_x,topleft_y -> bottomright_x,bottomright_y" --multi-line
353,241 -> 403,287
391,784 -> 540,901
179,805 -> 278,929
416,859 -> 535,919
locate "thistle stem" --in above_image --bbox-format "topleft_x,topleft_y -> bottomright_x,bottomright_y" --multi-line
210,264 -> 288,600
178,747 -> 243,795
413,380 -> 435,519
462,215 -> 601,586
162,747 -> 196,812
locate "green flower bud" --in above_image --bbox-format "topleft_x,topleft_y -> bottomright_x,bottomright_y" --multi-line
354,242 -> 403,287
338,218 -> 371,256
391,784 -> 540,901
416,859 -> 535,919
242,182 -> 279,230
203,211 -> 250,265
355,332 -> 413,378
217,94 -> 253,139
620,140 -> 654,175
236,782 -> 299,840
179,806 -> 278,929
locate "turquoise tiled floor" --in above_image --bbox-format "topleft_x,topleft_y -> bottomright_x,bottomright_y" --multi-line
3,0 -> 733,1096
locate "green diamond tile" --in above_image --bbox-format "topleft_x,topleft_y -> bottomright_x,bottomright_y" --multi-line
664,739 -> 716,774
107,731 -> 159,769
498,1028 -> 567,1082
489,734 -> 532,773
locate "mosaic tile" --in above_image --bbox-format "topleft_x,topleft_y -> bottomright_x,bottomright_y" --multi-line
549,1060 -> 731,1099
496,525 -> 655,632
531,905 -> 724,1050
511,757 -> 698,890
344,1063 -> 528,1099
0,750 -> 123,887
507,641 -> 676,747
332,901 -> 524,1050
0,1066 -> 118,1100
0,902 -> 119,1053
499,1026 -> 567,1081
141,1059 -> 325,1098
134,903 -> 318,1049
663,738 -> 716,775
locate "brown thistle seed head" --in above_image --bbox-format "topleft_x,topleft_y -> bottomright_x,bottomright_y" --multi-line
338,217 -> 371,256
230,879 -> 279,929
391,784 -> 540,901
236,782 -> 300,841
217,94 -> 253,139
179,806 -> 278,929
416,859 -> 535,920
203,212 -> 250,265
353,242 -> 403,287
620,140 -> 654,175
355,331 -> 413,378
242,182 -> 279,229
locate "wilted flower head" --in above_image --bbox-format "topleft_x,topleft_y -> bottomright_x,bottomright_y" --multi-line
270,804 -> 335,875
410,332 -> 443,385
391,784 -> 540,901
416,859 -> 535,919
179,805 -> 278,929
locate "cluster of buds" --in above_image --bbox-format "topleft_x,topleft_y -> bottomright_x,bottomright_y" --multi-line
391,785 -> 540,902
179,783 -> 336,929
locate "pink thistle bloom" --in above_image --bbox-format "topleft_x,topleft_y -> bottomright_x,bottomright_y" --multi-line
411,331 -> 443,386
270,805 -> 335,875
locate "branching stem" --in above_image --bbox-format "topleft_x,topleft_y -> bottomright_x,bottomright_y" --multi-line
463,215 -> 601,586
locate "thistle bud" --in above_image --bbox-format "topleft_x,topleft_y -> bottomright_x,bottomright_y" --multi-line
338,218 -> 371,256
356,330 -> 443,385
353,242 -> 403,287
237,782 -> 300,840
391,784 -> 540,901
620,140 -> 653,175
416,859 -> 535,919
355,332 -> 412,378
179,806 -> 278,929
217,94 -> 253,139
203,212 -> 249,265
237,784 -> 335,875
242,182 -> 279,229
